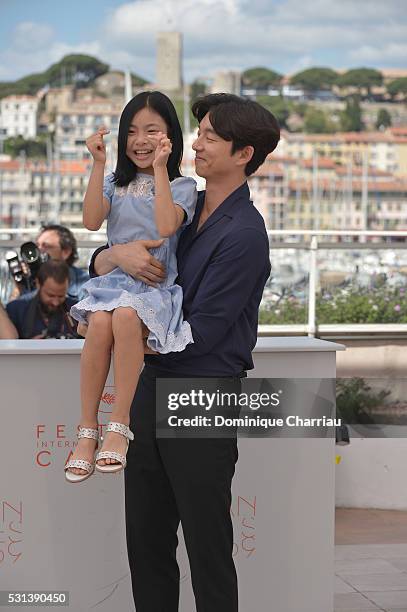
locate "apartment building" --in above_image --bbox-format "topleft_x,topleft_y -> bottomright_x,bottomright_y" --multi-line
0,95 -> 39,139
248,159 -> 287,230
279,129 -> 407,177
0,159 -> 92,229
248,154 -> 407,232
54,99 -> 122,161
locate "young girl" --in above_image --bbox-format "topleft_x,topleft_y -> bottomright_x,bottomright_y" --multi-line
65,91 -> 197,483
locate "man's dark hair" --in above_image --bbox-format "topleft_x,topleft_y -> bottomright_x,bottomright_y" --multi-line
114,91 -> 183,186
191,93 -> 280,176
39,224 -> 78,267
37,260 -> 70,287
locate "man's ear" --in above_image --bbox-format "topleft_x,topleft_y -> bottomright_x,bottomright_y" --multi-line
236,145 -> 254,167
61,248 -> 71,262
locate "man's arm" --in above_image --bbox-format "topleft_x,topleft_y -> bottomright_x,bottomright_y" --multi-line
90,240 -> 167,286
0,301 -> 18,339
173,228 -> 270,359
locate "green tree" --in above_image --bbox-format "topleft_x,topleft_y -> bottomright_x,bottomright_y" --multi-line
339,95 -> 363,131
375,108 -> 392,130
190,80 -> 207,103
11,73 -> 47,96
173,99 -> 198,131
45,54 -> 109,87
387,77 -> 407,101
131,72 -> 147,86
257,95 -> 291,128
290,67 -> 338,91
242,67 -> 282,89
336,68 -> 383,97
0,75 -> 46,98
292,102 -> 308,118
4,136 -> 47,158
336,378 -> 390,424
0,54 -> 113,99
303,107 -> 336,133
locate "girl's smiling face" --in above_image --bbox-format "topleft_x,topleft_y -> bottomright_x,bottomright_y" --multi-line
126,107 -> 168,174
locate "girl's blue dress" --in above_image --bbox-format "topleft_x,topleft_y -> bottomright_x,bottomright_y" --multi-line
70,172 -> 197,353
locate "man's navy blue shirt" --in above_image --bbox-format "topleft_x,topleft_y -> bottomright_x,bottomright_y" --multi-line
6,292 -> 77,339
90,182 -> 271,376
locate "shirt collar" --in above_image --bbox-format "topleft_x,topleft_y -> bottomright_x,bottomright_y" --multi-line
197,181 -> 250,218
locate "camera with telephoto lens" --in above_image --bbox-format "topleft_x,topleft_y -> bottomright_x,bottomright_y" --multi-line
5,242 -> 49,292
41,303 -> 79,339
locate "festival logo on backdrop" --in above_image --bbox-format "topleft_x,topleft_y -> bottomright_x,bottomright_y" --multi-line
231,495 -> 256,558
34,386 -> 115,469
0,501 -> 23,564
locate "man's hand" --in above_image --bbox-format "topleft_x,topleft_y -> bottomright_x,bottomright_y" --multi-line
10,262 -> 30,300
98,240 -> 167,286
9,284 -> 22,301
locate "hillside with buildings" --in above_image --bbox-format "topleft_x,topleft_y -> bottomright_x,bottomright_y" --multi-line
0,40 -> 406,235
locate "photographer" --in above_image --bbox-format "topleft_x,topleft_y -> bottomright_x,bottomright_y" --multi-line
37,224 -> 89,299
6,260 -> 79,339
9,224 -> 89,301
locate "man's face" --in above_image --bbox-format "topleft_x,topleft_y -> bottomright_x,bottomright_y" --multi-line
192,113 -> 236,179
38,278 -> 69,314
37,230 -> 71,262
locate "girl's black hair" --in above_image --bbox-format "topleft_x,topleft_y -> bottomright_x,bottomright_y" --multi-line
113,91 -> 183,186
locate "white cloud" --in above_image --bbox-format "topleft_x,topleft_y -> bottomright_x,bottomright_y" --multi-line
12,22 -> 54,53
0,1 -> 406,83
99,0 -> 407,79
349,42 -> 407,64
0,22 -> 103,81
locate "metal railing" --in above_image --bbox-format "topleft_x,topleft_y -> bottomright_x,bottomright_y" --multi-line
1,228 -> 407,338
266,229 -> 407,337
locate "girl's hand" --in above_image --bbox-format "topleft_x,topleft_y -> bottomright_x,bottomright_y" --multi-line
151,132 -> 172,169
86,126 -> 110,164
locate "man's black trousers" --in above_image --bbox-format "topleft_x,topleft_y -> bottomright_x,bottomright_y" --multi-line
124,365 -> 239,612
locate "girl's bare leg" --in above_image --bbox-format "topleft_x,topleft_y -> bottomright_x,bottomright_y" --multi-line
69,311 -> 113,475
97,307 -> 145,466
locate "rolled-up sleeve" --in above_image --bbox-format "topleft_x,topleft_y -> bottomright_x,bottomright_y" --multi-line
88,244 -> 108,278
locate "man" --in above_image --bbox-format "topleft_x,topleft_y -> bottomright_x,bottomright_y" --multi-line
6,259 -> 78,339
37,224 -> 89,300
90,93 -> 280,611
12,224 -> 89,301
0,301 -> 18,339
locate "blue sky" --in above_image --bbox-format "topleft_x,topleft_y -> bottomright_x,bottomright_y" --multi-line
1,0 -> 406,83
0,0 -> 124,45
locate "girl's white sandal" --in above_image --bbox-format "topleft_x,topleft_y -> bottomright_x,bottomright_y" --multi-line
95,422 -> 134,474
64,427 -> 99,483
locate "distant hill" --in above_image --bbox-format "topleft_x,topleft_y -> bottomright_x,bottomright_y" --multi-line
0,54 -> 147,99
